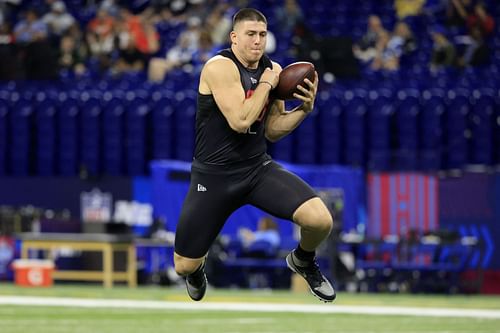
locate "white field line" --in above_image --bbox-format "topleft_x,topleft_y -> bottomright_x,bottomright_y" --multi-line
0,296 -> 499,319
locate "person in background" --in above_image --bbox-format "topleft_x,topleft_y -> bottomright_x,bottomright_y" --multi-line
42,1 -> 76,42
58,33 -> 87,76
147,31 -> 196,82
205,2 -> 233,47
191,30 -> 218,72
429,25 -> 456,72
457,25 -> 490,68
274,0 -> 303,34
0,20 -> 19,80
86,8 -> 115,72
14,8 -> 58,79
13,8 -> 47,44
371,21 -> 416,71
353,15 -> 387,63
238,216 -> 281,256
466,2 -> 495,38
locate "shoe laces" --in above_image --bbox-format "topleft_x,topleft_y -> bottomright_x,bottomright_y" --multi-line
300,259 -> 325,287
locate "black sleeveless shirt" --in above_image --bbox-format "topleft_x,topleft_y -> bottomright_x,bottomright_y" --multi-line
194,49 -> 273,166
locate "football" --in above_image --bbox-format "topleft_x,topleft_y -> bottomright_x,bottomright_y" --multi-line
273,62 -> 315,100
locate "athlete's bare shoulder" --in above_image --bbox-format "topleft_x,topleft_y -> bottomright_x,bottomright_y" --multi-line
202,55 -> 237,75
199,55 -> 239,94
271,60 -> 283,72
205,55 -> 231,66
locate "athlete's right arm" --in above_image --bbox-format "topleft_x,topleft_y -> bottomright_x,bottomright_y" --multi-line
199,57 -> 278,133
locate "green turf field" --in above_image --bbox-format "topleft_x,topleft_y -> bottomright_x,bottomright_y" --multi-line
1,283 -> 500,333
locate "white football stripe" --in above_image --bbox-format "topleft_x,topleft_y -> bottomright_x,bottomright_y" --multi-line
0,296 -> 499,319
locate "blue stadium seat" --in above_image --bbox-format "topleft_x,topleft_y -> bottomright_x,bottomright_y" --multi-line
57,94 -> 80,176
10,98 -> 33,175
0,100 -> 8,175
126,93 -> 150,175
103,96 -> 126,175
470,89 -> 495,165
151,92 -> 175,160
342,90 -> 367,166
368,149 -> 391,171
174,91 -> 196,161
80,94 -> 102,175
445,89 -> 471,169
367,90 -> 394,152
318,92 -> 342,164
295,110 -> 318,164
420,89 -> 445,150
395,89 -> 420,170
35,96 -> 58,176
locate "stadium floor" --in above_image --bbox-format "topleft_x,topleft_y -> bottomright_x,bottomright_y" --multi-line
1,283 -> 499,333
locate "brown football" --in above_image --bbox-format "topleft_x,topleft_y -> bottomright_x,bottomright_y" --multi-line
273,62 -> 315,100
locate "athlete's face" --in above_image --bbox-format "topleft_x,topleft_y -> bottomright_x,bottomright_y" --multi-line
231,20 -> 267,67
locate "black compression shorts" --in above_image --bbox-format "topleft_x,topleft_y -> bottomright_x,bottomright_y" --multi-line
174,155 -> 317,258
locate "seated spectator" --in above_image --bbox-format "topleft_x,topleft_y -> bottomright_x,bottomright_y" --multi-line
274,0 -> 303,34
113,38 -> 146,75
147,32 -> 196,82
191,30 -> 217,72
372,22 -> 416,71
457,26 -> 490,67
0,21 -> 19,80
42,1 -> 76,41
353,15 -> 387,63
14,8 -> 47,44
58,34 -> 87,76
238,216 -> 281,258
466,2 -> 495,38
14,8 -> 58,80
119,8 -> 159,57
429,26 -> 456,72
99,0 -> 120,18
112,16 -> 146,75
86,8 -> 116,72
205,3 -> 232,47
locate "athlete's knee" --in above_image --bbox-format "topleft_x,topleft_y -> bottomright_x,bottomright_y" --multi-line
294,198 -> 333,234
308,207 -> 333,234
174,252 -> 204,276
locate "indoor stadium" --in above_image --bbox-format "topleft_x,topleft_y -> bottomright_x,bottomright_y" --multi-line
0,0 -> 500,332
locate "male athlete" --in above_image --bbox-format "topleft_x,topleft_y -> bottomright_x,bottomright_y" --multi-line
174,8 -> 336,302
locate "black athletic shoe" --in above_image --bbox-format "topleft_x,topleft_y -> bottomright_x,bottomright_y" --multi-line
185,262 -> 207,301
286,251 -> 336,302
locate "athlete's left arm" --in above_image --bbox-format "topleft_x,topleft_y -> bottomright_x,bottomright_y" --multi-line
265,68 -> 319,142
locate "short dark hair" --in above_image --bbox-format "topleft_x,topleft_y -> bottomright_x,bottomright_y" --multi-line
232,8 -> 267,29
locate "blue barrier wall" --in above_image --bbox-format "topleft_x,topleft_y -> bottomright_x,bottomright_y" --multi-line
0,177 -> 133,216
439,172 -> 499,269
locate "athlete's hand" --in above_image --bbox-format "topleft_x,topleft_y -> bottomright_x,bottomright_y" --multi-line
294,71 -> 318,114
260,68 -> 279,89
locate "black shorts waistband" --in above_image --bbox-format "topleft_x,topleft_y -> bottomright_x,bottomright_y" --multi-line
192,154 -> 271,173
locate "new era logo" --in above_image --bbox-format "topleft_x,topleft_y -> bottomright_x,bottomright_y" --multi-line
197,184 -> 207,192
250,77 -> 257,84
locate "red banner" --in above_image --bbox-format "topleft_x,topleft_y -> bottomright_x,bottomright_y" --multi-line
367,173 -> 438,238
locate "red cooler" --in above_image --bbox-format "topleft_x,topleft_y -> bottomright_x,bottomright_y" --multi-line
12,259 -> 55,287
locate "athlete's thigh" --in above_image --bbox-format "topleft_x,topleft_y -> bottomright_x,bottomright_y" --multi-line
246,161 -> 317,220
175,169 -> 242,258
